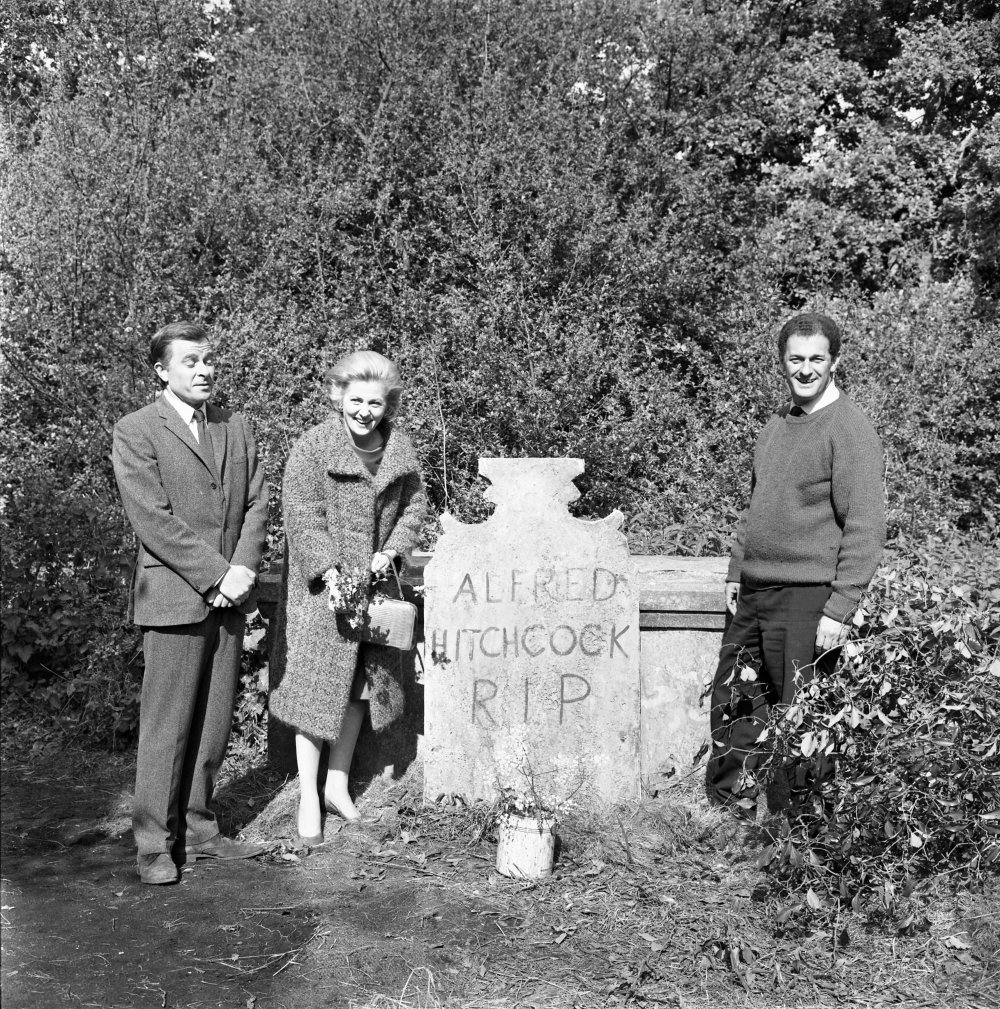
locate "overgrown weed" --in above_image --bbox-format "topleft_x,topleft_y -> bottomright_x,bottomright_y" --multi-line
751,532 -> 999,913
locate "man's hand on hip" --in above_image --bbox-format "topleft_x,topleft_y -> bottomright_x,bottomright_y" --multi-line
815,614 -> 850,654
217,565 -> 257,605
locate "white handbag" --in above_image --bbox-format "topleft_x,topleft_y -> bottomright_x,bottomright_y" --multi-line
358,566 -> 417,651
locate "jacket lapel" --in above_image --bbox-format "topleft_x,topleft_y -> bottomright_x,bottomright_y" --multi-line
155,396 -> 217,480
373,422 -> 411,495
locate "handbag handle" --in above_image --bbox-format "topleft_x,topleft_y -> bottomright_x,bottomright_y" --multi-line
378,555 -> 406,600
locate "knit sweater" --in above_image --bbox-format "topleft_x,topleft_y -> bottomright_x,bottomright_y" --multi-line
726,394 -> 886,624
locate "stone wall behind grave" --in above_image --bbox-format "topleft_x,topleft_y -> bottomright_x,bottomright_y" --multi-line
631,556 -> 729,794
261,554 -> 729,797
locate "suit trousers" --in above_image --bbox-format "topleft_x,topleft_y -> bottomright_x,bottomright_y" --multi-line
707,584 -> 839,808
133,609 -> 245,856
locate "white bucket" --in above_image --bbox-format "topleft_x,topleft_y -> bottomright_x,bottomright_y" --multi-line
496,813 -> 556,879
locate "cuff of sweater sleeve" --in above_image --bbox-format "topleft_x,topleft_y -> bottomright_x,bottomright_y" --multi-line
822,591 -> 857,625
726,560 -> 742,584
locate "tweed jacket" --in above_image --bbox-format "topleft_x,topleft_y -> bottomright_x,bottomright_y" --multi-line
269,416 -> 427,739
112,396 -> 269,626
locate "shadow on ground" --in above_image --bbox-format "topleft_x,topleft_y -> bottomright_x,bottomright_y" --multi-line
0,750 -> 498,1009
5,745 -> 995,1009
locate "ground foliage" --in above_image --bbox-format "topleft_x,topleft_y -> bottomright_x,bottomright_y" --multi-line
4,736 -> 995,1007
749,531 -> 1000,921
243,769 -> 999,1007
2,0 -> 1000,911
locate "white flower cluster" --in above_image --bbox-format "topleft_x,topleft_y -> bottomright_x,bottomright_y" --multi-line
800,94 -> 858,167
492,724 -> 586,818
28,43 -> 58,75
323,565 -> 371,628
202,0 -> 234,17
196,0 -> 238,64
567,41 -> 657,109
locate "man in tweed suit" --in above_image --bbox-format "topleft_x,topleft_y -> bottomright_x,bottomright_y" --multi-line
113,321 -> 269,884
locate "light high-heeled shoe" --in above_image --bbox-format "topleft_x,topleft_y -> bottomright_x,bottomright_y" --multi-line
324,796 -> 363,823
296,800 -> 324,846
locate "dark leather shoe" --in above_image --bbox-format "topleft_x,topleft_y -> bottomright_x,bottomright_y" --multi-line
723,800 -> 758,823
184,835 -> 265,860
138,852 -> 179,885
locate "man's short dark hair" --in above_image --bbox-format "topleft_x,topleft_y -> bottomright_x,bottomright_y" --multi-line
149,321 -> 211,369
777,313 -> 841,360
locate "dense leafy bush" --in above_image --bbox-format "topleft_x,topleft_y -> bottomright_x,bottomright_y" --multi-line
2,0 -> 999,752
1,461 -> 140,745
755,532 -> 1000,907
230,617 -> 270,759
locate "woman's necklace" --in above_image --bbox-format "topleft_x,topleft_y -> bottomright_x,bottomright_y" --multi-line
352,440 -> 383,454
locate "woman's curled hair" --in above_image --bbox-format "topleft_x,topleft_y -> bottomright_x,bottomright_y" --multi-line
325,350 -> 404,420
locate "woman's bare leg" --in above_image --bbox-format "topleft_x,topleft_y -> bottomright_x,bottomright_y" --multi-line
324,701 -> 365,820
295,731 -> 324,838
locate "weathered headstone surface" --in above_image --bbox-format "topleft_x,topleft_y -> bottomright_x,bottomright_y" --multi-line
423,458 -> 640,806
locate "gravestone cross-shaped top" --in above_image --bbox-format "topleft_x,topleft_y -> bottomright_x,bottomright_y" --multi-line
422,458 -> 641,806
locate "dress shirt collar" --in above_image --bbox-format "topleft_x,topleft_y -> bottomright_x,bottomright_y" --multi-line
162,385 -> 201,425
810,380 -> 840,413
792,380 -> 840,416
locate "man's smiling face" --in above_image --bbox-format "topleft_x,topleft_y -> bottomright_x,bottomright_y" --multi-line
782,333 -> 838,411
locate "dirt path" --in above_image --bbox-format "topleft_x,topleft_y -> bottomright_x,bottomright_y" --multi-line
0,753 -> 503,1009
4,748 -> 996,1009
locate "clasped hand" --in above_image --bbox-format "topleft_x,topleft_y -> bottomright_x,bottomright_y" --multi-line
207,565 -> 257,608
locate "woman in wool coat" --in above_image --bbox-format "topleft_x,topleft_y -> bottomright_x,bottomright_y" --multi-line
269,350 -> 427,843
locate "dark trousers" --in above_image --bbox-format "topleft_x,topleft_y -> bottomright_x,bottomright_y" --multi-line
133,610 -> 245,857
707,584 -> 839,808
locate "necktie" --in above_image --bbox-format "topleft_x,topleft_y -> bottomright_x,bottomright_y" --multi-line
193,410 -> 220,482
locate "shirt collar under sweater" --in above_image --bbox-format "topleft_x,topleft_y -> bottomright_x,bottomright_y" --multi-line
787,381 -> 840,418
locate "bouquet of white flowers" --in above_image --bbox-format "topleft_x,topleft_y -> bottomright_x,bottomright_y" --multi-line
323,565 -> 371,629
323,564 -> 417,651
491,725 -> 588,878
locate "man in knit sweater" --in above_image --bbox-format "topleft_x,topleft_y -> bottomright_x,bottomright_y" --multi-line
707,313 -> 886,819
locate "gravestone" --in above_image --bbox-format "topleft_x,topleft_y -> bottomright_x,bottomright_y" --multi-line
422,458 -> 640,806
